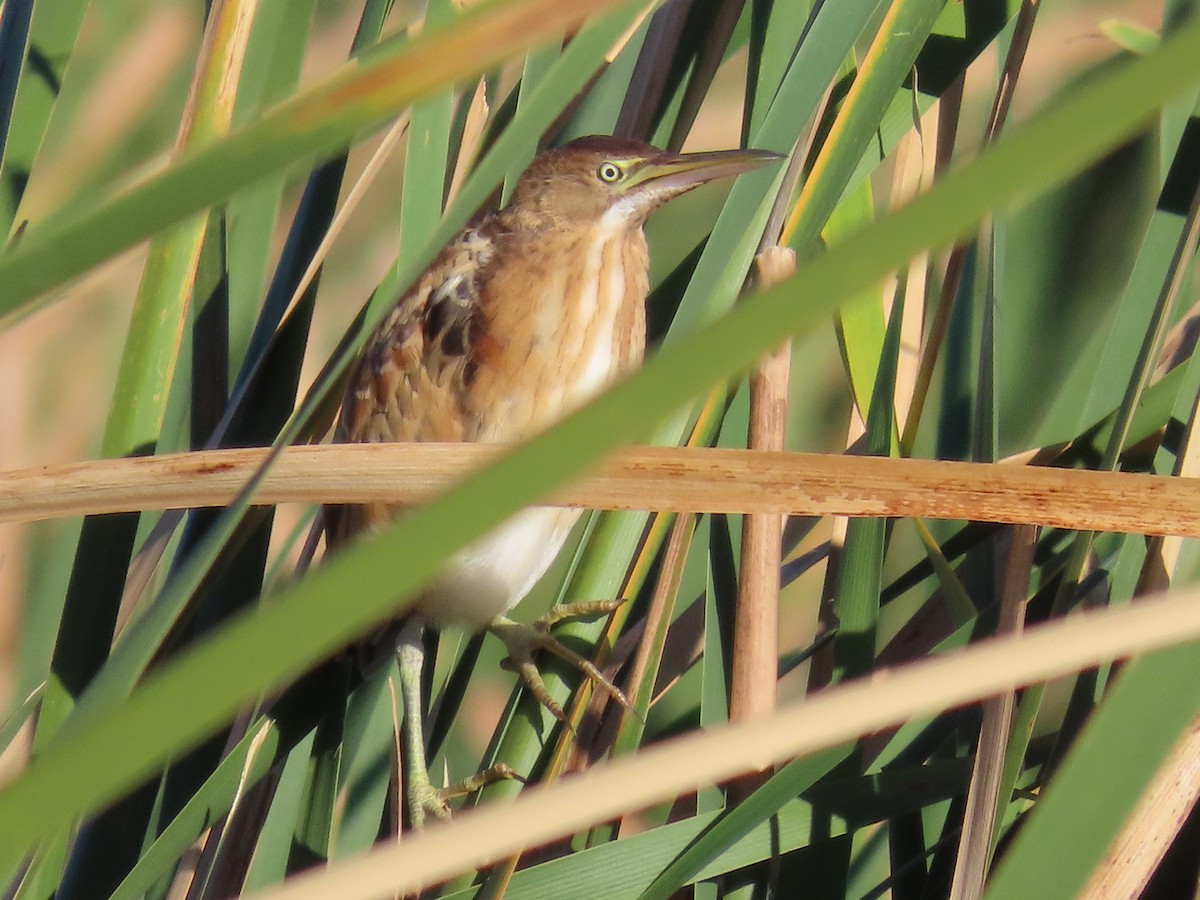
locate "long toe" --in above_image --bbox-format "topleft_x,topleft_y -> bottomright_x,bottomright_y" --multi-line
408,764 -> 518,828
489,615 -> 630,720
533,598 -> 625,631
439,763 -> 521,802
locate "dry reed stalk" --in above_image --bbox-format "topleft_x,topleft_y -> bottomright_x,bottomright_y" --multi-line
6,444 -> 1200,537
728,246 -> 795,803
252,584 -> 1200,900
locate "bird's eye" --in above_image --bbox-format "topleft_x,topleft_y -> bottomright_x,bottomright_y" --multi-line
596,161 -> 623,183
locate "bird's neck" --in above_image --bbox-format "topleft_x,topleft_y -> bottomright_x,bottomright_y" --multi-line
469,212 -> 648,439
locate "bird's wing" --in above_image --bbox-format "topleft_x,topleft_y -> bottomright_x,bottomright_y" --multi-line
328,222 -> 497,543
337,223 -> 496,447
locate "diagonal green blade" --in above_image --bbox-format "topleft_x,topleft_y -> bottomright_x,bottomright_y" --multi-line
0,17 -> 1199,874
0,0 -> 636,320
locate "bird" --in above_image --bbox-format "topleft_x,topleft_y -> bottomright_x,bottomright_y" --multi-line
326,134 -> 780,827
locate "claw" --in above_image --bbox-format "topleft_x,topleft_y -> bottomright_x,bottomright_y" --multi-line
398,602 -> 627,829
533,598 -> 625,631
490,601 -> 631,722
407,777 -> 452,829
396,619 -> 521,829
439,762 -> 523,802
406,752 -> 520,828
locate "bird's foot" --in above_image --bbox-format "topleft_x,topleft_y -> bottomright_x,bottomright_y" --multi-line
489,600 -> 630,722
407,762 -> 519,829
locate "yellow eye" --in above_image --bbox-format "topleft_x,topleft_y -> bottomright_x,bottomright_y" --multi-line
597,161 -> 623,183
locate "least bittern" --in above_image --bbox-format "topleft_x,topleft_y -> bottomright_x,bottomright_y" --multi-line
327,135 -> 780,826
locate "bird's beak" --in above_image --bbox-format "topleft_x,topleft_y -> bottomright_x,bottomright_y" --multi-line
626,147 -> 783,195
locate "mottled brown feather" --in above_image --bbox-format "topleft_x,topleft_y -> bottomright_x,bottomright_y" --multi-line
326,135 -> 774,628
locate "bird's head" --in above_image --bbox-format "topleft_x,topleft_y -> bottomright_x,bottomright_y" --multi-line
509,135 -> 782,230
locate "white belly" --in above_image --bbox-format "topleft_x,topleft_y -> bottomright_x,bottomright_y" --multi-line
411,216 -> 645,631
415,506 -> 581,630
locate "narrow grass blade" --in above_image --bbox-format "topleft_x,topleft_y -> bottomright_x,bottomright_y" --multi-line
1,22 -> 1198,873
0,0 -> 637,320
987,642 -> 1200,899
0,0 -> 89,234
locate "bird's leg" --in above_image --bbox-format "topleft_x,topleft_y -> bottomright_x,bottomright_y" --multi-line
489,599 -> 630,723
395,617 -> 447,828
395,618 -> 516,829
